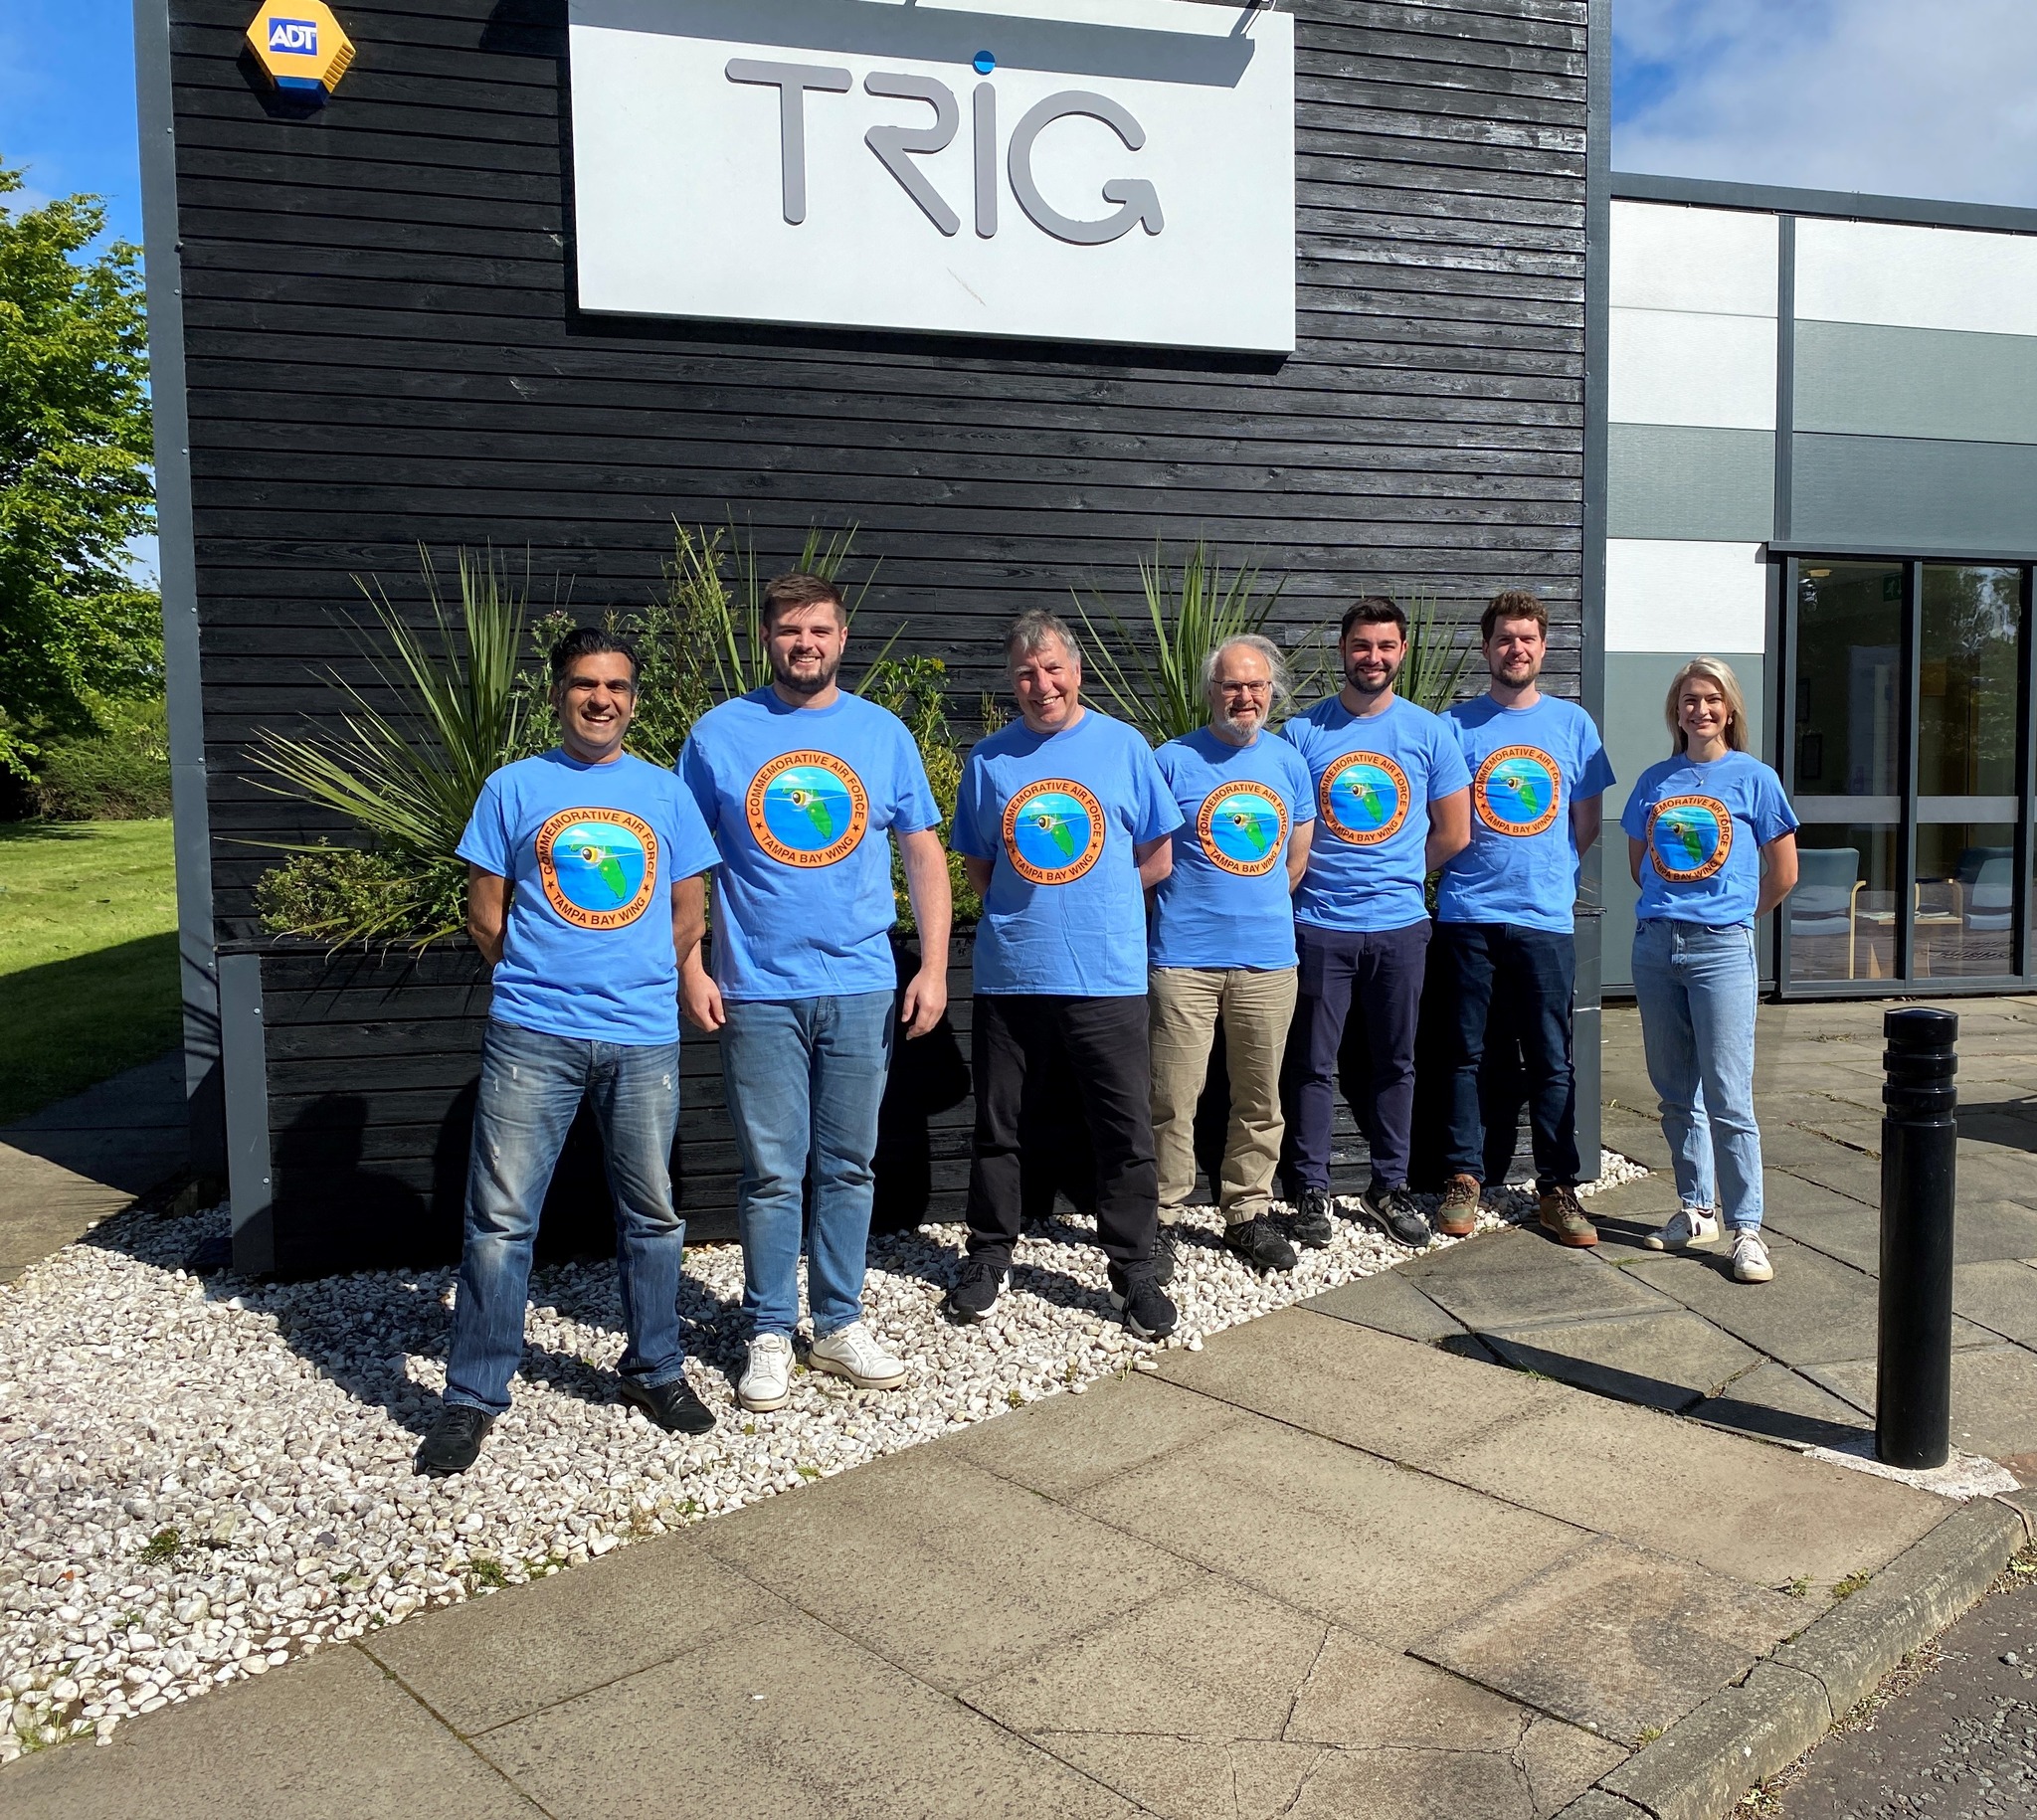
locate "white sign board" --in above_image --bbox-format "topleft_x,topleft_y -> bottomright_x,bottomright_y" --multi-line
567,0 -> 1295,352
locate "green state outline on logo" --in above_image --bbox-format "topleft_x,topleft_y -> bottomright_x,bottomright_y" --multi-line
1002,778 -> 1106,885
1647,794 -> 1734,883
1318,751 -> 1410,846
744,749 -> 869,869
1473,744 -> 1563,838
1197,783 -> 1288,877
534,807 -> 660,930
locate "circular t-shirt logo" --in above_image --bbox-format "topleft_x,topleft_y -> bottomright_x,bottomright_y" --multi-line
535,808 -> 659,929
744,751 -> 869,868
1319,753 -> 1409,846
1198,785 -> 1288,878
1003,780 -> 1106,884
1474,746 -> 1562,838
1647,795 -> 1734,882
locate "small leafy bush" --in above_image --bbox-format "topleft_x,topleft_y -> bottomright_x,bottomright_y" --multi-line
28,693 -> 172,819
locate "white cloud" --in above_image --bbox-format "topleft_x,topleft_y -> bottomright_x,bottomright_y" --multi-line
1615,0 -> 2037,209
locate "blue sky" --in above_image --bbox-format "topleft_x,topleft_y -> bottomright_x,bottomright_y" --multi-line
5,2 -> 2037,254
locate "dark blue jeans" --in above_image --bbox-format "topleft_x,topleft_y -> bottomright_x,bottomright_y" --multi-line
445,1018 -> 687,1417
1279,919 -> 1430,1192
1435,922 -> 1579,1191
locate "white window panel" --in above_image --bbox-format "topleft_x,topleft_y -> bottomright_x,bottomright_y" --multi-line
1611,200 -> 1778,317
1606,539 -> 1768,654
1610,307 -> 1778,431
1796,217 -> 2037,337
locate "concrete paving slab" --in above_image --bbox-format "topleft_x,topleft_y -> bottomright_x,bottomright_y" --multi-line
1401,1230 -> 1681,1331
1759,1136 -> 1885,1204
697,1444 -> 1199,1695
1811,1344 -> 2037,1462
1944,1158 -> 2037,1210
0,1642 -> 542,1820
1154,1307 -> 1565,1469
1482,1310 -> 1766,1414
478,1605 -> 1132,1820
1687,1362 -> 1874,1450
1414,1538 -> 1805,1743
1073,1415 -> 1587,1648
1301,1270 -> 1466,1343
362,1528 -> 782,1734
1947,1197 -> 2037,1259
1282,1737 -> 1609,1820
1430,1391 -> 1945,1589
1029,1735 -> 1322,1820
1951,1258 -> 2037,1345
945,1372 -> 1247,1501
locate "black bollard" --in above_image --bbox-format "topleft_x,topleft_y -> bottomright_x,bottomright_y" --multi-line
1876,1006 -> 1958,1470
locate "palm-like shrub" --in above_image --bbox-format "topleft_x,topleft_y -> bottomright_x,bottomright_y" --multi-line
252,549 -> 529,946
1400,593 -> 1473,713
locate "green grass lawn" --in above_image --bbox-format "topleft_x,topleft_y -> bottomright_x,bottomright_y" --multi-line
0,819 -> 181,1125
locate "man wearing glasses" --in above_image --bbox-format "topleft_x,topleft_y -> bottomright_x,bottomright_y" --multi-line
1146,636 -> 1316,1275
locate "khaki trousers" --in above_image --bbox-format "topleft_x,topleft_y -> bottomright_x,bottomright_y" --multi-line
1149,965 -> 1300,1226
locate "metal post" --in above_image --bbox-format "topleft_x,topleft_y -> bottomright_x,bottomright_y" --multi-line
1876,1006 -> 1958,1470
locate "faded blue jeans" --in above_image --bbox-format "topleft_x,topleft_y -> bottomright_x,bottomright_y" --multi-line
1631,919 -> 1764,1232
446,1018 -> 687,1416
720,991 -> 895,1340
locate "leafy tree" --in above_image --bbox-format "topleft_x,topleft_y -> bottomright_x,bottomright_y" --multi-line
0,163 -> 158,778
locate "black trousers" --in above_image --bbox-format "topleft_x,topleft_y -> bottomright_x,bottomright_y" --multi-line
964,994 -> 1158,1269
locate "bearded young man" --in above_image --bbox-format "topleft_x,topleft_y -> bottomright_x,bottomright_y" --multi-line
678,572 -> 952,1414
1434,590 -> 1614,1247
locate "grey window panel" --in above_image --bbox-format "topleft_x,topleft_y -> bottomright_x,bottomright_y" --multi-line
1795,796 -> 1902,821
1607,424 -> 1776,542
1795,320 -> 2037,446
1792,434 -> 2037,548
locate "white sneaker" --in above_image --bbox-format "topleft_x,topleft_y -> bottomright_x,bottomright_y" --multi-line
1732,1230 -> 1774,1284
738,1333 -> 795,1411
807,1320 -> 907,1391
1643,1207 -> 1722,1251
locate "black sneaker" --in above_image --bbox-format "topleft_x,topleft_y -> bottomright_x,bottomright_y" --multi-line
1224,1218 -> 1298,1273
944,1255 -> 1010,1325
619,1374 -> 716,1436
415,1404 -> 493,1477
1289,1185 -> 1336,1249
1107,1266 -> 1178,1341
1363,1182 -> 1431,1248
1151,1226 -> 1179,1287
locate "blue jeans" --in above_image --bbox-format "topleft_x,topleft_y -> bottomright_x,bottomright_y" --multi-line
720,991 -> 895,1340
1435,923 -> 1580,1190
446,1018 -> 687,1417
1631,919 -> 1764,1231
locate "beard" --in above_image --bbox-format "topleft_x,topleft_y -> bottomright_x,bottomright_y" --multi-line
771,651 -> 841,698
1343,657 -> 1401,697
1214,702 -> 1264,739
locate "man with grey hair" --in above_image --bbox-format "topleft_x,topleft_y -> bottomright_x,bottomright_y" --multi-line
1146,634 -> 1317,1274
946,609 -> 1184,1338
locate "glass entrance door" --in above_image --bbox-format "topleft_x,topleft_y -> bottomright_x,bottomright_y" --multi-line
1783,558 -> 2033,992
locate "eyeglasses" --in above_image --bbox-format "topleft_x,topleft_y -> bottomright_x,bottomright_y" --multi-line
1215,680 -> 1272,696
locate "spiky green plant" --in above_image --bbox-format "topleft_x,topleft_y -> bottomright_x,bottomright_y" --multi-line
1400,592 -> 1473,713
1072,540 -> 1290,745
251,548 -> 528,946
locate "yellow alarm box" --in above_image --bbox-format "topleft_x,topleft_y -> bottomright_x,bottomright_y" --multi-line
246,0 -> 355,97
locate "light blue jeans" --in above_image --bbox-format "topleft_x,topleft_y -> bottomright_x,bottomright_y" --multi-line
1631,919 -> 1764,1232
720,991 -> 895,1340
447,1018 -> 686,1416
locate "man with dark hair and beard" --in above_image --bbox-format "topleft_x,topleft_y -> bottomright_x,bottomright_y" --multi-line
678,572 -> 952,1415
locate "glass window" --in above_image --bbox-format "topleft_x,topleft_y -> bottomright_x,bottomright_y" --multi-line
1920,566 -> 2021,799
1789,825 -> 1899,983
1793,562 -> 1903,800
1915,820 -> 2018,978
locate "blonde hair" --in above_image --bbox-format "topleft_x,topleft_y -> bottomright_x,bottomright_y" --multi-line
1664,656 -> 1749,755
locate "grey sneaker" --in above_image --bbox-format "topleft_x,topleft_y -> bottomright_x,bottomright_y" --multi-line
1289,1186 -> 1335,1249
1732,1230 -> 1774,1283
1643,1207 -> 1722,1252
1363,1183 -> 1431,1248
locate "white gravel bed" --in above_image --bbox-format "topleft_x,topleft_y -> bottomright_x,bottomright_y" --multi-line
0,1152 -> 1642,1759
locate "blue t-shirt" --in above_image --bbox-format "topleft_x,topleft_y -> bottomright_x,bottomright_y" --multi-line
1621,751 -> 1799,926
1148,727 -> 1315,970
1438,694 -> 1617,933
952,709 -> 1183,996
1281,694 -> 1471,932
457,750 -> 721,1045
678,689 -> 939,1001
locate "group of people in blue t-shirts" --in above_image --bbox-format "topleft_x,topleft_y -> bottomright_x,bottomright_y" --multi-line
413,576 -> 1801,1479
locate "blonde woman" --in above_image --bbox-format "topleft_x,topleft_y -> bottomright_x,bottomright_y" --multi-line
1621,659 -> 1798,1283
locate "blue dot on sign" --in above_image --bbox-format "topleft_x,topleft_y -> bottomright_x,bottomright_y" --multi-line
973,50 -> 996,74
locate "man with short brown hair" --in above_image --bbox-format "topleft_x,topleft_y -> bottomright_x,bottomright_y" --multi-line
1435,589 -> 1614,1246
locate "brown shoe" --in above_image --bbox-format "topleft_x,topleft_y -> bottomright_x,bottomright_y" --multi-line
1437,1174 -> 1482,1237
1538,1185 -> 1598,1248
